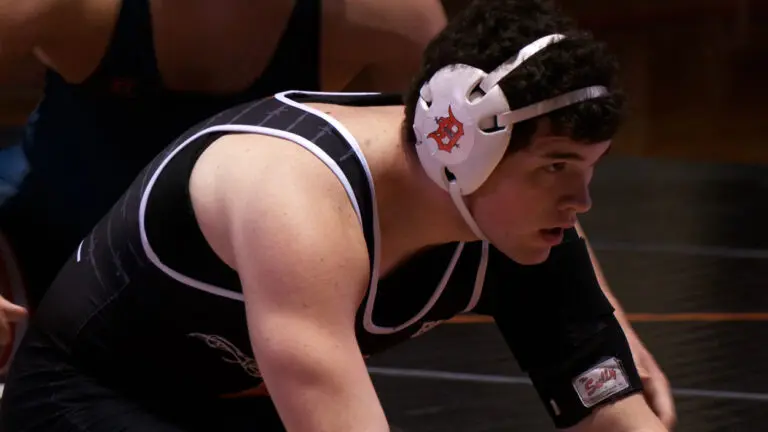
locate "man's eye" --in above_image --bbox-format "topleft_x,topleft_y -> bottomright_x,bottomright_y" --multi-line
544,162 -> 566,173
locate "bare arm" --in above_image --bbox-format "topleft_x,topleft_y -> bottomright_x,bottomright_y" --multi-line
0,0 -> 60,61
198,135 -> 388,431
565,394 -> 667,432
342,0 -> 446,93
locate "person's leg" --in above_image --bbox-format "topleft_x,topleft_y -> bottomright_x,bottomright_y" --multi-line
0,325 -> 188,432
0,144 -> 29,207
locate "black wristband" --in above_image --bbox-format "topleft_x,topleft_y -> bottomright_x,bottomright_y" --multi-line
527,317 -> 644,429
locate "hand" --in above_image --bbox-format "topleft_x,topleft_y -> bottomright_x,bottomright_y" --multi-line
624,328 -> 676,429
0,295 -> 27,347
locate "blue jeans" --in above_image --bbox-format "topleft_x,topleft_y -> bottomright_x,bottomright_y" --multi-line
0,144 -> 29,206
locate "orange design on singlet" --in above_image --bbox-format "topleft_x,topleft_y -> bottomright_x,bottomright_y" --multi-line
426,106 -> 465,153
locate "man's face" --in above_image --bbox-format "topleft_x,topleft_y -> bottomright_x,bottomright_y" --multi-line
468,124 -> 611,264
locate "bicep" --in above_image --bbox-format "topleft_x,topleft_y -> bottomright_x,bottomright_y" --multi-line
213,138 -> 386,430
234,214 -> 367,375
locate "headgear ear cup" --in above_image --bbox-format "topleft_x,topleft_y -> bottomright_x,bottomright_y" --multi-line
412,33 -> 609,240
414,64 -> 511,193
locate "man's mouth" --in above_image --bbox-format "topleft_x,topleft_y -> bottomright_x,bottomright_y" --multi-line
539,227 -> 565,244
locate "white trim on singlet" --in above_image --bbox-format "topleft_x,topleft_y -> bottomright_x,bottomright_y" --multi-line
138,124 -> 362,302
276,90 -> 488,334
463,241 -> 489,313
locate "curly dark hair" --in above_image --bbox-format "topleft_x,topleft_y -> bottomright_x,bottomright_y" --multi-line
403,0 -> 625,152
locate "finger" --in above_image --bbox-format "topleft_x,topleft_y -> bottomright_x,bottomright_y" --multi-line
645,376 -> 677,429
0,296 -> 27,322
0,314 -> 10,347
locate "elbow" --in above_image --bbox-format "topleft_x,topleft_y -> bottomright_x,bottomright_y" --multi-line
0,32 -> 35,60
249,322 -> 361,395
256,346 -> 338,391
249,337 -> 389,432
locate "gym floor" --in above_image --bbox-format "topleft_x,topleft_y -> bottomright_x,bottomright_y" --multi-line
367,155 -> 768,431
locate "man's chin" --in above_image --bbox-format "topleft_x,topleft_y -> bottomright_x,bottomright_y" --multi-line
505,245 -> 552,265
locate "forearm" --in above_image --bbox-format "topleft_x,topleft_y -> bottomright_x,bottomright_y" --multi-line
564,394 -> 667,432
266,363 -> 387,431
252,319 -> 389,431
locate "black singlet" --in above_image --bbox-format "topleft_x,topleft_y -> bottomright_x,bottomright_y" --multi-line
32,90 -> 512,394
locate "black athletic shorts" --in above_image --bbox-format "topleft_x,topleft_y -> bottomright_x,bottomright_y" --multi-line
0,324 -> 286,431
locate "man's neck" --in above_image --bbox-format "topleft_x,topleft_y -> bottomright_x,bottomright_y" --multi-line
372,138 -> 478,275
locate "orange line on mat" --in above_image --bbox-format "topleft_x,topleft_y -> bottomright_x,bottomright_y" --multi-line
447,312 -> 768,324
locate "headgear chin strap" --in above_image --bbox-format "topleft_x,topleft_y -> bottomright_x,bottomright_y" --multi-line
413,33 -> 609,241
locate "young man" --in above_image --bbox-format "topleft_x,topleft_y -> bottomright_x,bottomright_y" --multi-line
1,0 -> 669,430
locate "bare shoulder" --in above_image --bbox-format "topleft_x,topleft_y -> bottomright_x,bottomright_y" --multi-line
189,131 -> 371,299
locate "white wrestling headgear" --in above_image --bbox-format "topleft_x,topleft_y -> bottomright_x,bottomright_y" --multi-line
413,34 -> 609,240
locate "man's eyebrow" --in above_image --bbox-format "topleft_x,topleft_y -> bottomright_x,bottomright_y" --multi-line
541,146 -> 612,164
541,151 -> 585,161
